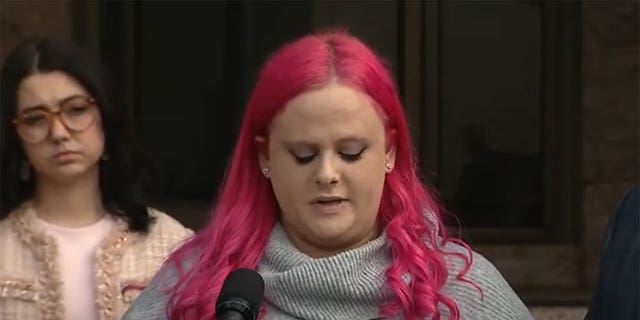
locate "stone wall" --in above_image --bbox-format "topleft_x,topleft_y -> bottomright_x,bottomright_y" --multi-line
581,0 -> 639,287
481,2 -> 638,318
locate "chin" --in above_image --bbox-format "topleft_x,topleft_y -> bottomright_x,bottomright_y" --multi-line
309,222 -> 355,242
47,165 -> 93,180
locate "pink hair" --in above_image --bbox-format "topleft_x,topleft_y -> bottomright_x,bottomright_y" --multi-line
165,31 -> 476,320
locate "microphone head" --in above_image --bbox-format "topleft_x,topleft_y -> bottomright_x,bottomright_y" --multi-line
216,268 -> 265,319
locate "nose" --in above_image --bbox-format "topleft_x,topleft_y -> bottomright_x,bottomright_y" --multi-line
49,116 -> 71,142
315,155 -> 340,186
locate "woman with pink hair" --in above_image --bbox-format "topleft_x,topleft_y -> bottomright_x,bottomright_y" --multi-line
123,31 -> 533,320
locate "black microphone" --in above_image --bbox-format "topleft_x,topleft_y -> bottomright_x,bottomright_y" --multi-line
215,268 -> 265,320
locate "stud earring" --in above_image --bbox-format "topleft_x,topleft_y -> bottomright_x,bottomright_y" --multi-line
385,162 -> 392,171
261,167 -> 270,177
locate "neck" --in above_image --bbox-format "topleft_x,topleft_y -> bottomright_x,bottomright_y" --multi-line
32,168 -> 105,228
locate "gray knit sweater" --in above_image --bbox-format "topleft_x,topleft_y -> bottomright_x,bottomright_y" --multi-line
122,224 -> 533,320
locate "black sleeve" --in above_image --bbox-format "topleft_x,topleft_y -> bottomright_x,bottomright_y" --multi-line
585,185 -> 639,320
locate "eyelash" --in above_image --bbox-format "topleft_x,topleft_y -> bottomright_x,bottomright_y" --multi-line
293,148 -> 366,165
341,152 -> 363,162
294,155 -> 314,165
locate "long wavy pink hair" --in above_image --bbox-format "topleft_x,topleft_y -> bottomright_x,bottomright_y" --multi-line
165,31 -> 476,320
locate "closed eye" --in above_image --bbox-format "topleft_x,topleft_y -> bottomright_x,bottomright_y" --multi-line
293,154 -> 315,164
68,105 -> 89,114
339,147 -> 366,162
22,113 -> 48,126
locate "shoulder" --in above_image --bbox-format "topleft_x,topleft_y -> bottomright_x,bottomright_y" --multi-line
141,208 -> 194,247
0,203 -> 37,255
121,246 -> 199,320
618,185 -> 639,211
121,211 -> 196,319
148,208 -> 194,235
0,208 -> 25,269
0,205 -> 42,308
587,185 -> 639,320
121,262 -> 175,320
439,241 -> 534,320
604,186 -> 639,247
121,262 -> 177,320
0,202 -> 30,232
0,211 -> 21,260
597,185 -> 639,287
120,208 -> 193,273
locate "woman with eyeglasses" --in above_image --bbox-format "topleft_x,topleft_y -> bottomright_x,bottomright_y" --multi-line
0,38 -> 193,320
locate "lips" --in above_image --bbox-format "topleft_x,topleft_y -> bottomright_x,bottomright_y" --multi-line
52,150 -> 80,161
311,196 -> 347,204
310,196 -> 348,215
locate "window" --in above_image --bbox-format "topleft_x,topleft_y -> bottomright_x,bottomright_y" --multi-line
403,1 -> 581,243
